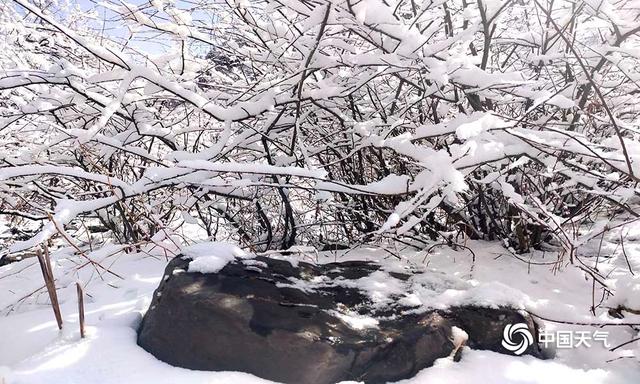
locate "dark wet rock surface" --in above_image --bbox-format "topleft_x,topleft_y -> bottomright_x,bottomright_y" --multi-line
138,256 -> 542,384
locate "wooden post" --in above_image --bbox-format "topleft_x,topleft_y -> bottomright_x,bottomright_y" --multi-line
76,282 -> 85,338
36,247 -> 63,330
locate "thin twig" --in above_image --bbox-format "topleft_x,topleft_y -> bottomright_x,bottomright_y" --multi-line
527,310 -> 640,327
619,232 -> 635,276
76,282 -> 85,338
36,247 -> 63,330
609,337 -> 640,352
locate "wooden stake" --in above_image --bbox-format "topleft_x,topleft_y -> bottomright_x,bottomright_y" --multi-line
36,247 -> 63,330
76,282 -> 85,338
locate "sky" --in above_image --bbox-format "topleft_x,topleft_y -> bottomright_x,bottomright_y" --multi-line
64,0 -> 218,57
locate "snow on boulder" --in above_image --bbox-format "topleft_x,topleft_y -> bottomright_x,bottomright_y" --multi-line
183,241 -> 252,273
138,253 -> 543,384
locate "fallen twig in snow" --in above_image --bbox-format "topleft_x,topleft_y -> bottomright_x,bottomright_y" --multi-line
609,337 -> 640,352
619,232 -> 635,276
526,310 -> 640,327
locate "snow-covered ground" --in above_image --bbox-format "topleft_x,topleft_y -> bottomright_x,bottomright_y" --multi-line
1,236 -> 639,383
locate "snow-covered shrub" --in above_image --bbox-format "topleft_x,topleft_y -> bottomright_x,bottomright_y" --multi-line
1,0 -> 639,275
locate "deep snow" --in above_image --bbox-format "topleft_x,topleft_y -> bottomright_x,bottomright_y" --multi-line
1,238 -> 639,383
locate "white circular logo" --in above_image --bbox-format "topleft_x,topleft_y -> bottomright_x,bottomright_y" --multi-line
502,323 -> 534,355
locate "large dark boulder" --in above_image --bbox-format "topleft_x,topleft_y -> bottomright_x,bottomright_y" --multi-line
138,255 -> 542,384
